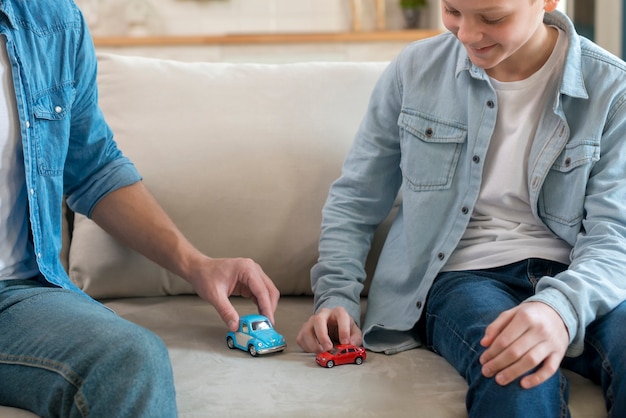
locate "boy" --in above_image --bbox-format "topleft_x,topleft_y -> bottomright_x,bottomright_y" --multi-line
298,1 -> 626,416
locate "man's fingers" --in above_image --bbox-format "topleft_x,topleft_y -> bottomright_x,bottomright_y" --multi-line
214,298 -> 240,332
236,259 -> 280,323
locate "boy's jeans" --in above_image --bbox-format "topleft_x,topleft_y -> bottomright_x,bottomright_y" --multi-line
0,278 -> 177,417
424,258 -> 626,418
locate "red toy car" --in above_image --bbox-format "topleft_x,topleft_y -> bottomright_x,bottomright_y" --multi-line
315,344 -> 367,368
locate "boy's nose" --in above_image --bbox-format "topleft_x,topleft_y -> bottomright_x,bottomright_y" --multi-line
455,20 -> 482,45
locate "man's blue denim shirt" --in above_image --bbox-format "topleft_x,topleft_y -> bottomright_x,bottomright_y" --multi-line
0,1 -> 141,293
313,10 -> 626,357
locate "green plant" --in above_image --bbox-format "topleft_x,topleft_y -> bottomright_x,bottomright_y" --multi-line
399,0 -> 427,9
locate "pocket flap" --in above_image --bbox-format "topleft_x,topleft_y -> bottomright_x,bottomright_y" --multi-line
33,87 -> 75,120
398,111 -> 466,144
551,140 -> 600,172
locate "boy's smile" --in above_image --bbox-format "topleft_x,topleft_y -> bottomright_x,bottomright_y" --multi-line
441,0 -> 560,82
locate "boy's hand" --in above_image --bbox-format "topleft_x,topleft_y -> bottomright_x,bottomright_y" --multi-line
479,301 -> 569,389
297,307 -> 362,353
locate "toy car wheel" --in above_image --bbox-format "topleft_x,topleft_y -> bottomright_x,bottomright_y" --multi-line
326,360 -> 335,368
355,357 -> 363,365
226,337 -> 235,349
248,345 -> 258,357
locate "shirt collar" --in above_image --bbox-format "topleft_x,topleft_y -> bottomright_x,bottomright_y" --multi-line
0,1 -> 17,30
545,10 -> 588,99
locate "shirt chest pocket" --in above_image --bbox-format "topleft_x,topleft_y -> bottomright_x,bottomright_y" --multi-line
539,139 -> 600,226
32,86 -> 75,176
397,111 -> 466,191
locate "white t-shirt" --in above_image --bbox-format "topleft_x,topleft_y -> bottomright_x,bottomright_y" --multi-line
443,28 -> 572,272
0,37 -> 38,280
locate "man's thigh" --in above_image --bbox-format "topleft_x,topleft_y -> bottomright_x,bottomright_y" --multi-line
0,279 -> 173,417
0,279 -> 124,362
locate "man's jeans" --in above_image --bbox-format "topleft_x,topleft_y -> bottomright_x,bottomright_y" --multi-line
424,258 -> 626,418
0,278 -> 177,417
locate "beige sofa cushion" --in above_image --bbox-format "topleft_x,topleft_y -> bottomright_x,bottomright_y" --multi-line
68,54 -> 388,299
113,296 -> 607,417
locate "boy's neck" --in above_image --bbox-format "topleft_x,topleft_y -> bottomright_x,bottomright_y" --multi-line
487,25 -> 559,82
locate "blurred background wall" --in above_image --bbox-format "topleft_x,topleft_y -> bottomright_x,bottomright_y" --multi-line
81,0 -> 625,62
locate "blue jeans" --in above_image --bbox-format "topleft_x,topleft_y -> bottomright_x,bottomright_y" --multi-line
423,258 -> 626,418
0,278 -> 177,417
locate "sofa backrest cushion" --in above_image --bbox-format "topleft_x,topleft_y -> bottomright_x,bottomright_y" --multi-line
68,53 -> 389,298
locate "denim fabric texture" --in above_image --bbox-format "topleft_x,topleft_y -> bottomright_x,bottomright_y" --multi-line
0,1 -> 173,416
312,10 -> 626,358
0,0 -> 141,294
0,279 -> 177,417
425,259 -> 626,418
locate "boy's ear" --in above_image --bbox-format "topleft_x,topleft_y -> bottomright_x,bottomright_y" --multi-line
544,0 -> 559,13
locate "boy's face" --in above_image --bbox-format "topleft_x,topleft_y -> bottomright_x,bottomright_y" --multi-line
442,0 -> 559,81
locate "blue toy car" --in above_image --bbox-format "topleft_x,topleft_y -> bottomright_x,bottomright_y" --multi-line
226,314 -> 286,356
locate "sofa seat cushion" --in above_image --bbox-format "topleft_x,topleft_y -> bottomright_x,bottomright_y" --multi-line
0,296 -> 605,417
104,296 -> 603,418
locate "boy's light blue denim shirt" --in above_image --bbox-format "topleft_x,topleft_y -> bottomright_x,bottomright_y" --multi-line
0,1 -> 141,293
313,10 -> 626,357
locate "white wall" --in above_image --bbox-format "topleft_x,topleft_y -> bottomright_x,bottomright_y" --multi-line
594,0 -> 622,56
87,0 -> 626,64
81,0 -> 572,39
78,0 -> 432,37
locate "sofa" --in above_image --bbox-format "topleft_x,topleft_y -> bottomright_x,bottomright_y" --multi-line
1,53 -> 606,417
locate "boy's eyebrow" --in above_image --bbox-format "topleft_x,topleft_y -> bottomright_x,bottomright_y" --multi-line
442,1 -> 508,14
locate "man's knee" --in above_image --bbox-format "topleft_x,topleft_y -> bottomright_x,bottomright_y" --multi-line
98,324 -> 172,382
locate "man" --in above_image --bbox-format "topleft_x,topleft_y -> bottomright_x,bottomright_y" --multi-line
0,1 -> 278,416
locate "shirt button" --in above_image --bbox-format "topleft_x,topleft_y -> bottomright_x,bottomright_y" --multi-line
532,177 -> 540,189
54,106 -> 63,113
30,188 -> 35,195
25,121 -> 30,128
437,252 -> 445,260
461,206 -> 469,214
472,155 -> 480,164
416,301 -> 423,309
487,100 -> 495,108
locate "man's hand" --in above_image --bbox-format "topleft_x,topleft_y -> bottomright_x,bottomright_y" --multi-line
479,301 -> 569,389
188,257 -> 280,332
90,183 -> 280,333
296,307 -> 362,353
